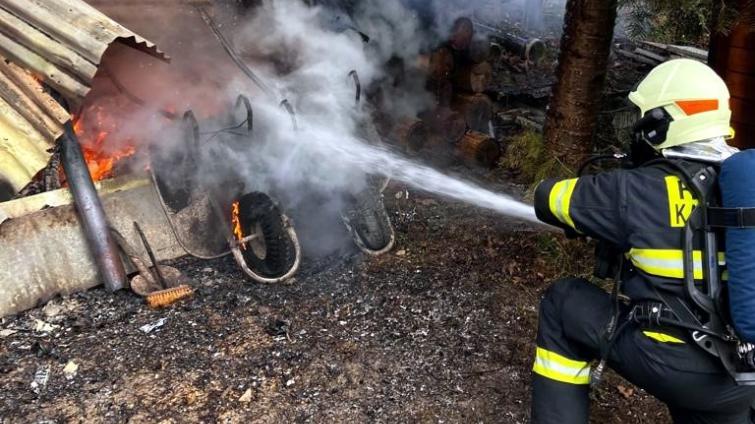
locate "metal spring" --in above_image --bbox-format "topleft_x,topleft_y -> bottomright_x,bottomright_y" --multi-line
146,285 -> 194,309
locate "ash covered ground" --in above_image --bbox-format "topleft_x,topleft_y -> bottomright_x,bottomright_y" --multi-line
0,175 -> 669,423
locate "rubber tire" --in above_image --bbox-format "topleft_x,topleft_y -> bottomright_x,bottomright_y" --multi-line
346,185 -> 393,252
238,192 -> 296,278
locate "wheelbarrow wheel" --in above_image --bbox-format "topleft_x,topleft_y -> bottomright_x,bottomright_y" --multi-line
237,192 -> 297,278
342,184 -> 395,254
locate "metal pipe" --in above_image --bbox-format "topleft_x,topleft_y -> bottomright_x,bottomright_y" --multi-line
60,121 -> 126,291
472,21 -> 546,64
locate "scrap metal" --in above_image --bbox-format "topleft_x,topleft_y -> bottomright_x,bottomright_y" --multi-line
59,121 -> 127,291
0,172 -> 225,318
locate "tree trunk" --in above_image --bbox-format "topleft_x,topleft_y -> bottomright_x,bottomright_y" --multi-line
543,0 -> 618,172
709,0 -> 755,149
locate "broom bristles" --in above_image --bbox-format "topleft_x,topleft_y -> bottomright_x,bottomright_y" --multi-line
146,285 -> 194,309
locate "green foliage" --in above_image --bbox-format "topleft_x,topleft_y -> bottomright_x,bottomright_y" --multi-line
504,130 -> 544,180
620,0 -> 713,45
619,0 -> 753,46
504,130 -> 574,186
733,1 -> 755,31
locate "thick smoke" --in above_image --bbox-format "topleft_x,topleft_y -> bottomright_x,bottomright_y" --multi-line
399,0 -> 561,35
92,0 -> 540,254
219,0 -> 537,220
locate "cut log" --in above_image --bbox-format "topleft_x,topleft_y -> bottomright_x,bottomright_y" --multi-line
667,44 -> 708,61
456,130 -> 500,168
449,17 -> 474,51
428,47 -> 455,81
420,107 -> 466,144
421,134 -> 456,168
452,93 -> 493,134
427,78 -> 453,107
452,61 -> 493,93
634,47 -> 666,63
392,118 -> 429,153
615,48 -> 659,66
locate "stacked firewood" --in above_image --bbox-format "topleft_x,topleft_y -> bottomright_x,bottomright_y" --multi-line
394,17 -> 500,169
614,41 -> 709,67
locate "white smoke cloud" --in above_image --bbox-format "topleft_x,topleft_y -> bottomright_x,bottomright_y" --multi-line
90,0 -> 540,256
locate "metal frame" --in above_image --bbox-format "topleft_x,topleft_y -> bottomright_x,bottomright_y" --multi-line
154,102 -> 301,284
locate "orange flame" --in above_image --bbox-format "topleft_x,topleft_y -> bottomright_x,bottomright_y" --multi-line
72,110 -> 137,181
231,200 -> 247,250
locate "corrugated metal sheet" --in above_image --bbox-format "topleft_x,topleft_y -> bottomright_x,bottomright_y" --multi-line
0,0 -> 167,193
0,59 -> 68,192
0,0 -> 167,100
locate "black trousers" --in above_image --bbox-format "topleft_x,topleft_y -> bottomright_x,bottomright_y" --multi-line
531,278 -> 755,424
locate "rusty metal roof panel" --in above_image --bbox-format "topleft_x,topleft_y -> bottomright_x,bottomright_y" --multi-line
0,0 -> 167,101
0,0 -> 167,194
0,59 -> 67,192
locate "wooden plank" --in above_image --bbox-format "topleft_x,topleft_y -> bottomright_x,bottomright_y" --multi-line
634,47 -> 667,63
639,41 -> 670,51
667,44 -> 708,61
615,49 -> 659,66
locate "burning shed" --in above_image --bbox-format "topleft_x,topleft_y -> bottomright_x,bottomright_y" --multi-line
0,0 -> 397,319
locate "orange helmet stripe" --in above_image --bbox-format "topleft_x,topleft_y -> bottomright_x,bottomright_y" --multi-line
675,99 -> 719,116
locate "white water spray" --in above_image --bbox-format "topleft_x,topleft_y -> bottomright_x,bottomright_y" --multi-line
330,137 -> 538,223
250,106 -> 540,224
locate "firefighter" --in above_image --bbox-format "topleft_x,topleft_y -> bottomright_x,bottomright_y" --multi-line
530,58 -> 755,424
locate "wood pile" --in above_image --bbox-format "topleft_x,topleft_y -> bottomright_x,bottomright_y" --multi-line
396,17 -> 501,169
614,41 -> 709,67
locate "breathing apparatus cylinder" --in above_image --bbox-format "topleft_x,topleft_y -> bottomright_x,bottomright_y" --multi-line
720,150 -> 755,342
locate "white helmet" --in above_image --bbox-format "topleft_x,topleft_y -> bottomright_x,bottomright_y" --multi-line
628,59 -> 732,150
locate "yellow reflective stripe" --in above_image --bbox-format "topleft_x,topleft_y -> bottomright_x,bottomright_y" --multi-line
628,248 -> 702,279
643,331 -> 685,344
627,249 -> 726,280
548,178 -> 578,229
532,347 -> 590,385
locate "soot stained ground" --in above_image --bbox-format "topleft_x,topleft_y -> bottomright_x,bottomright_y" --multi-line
0,182 -> 668,423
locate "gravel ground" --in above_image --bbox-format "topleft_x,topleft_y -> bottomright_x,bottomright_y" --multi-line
0,179 -> 669,423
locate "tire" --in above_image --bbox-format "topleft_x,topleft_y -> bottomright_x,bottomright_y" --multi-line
344,184 -> 394,252
238,192 -> 297,278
